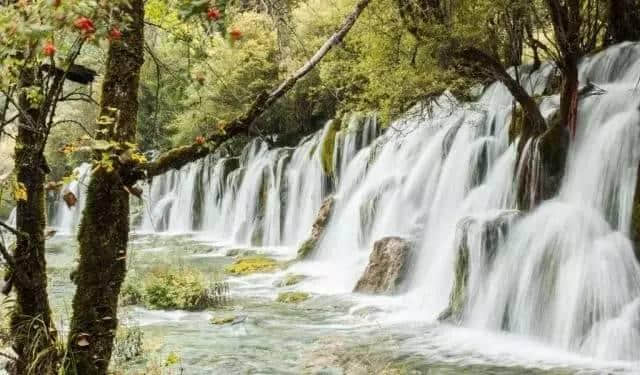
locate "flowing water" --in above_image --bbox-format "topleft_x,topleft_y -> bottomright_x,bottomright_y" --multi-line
20,42 -> 640,373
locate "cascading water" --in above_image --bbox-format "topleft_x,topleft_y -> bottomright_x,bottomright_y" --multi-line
47,163 -> 92,234
52,42 -> 640,364
140,114 -> 379,247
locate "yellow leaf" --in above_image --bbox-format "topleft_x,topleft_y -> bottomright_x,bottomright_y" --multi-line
13,182 -> 27,202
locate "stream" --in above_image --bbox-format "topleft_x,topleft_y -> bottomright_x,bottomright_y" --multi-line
44,233 -> 640,374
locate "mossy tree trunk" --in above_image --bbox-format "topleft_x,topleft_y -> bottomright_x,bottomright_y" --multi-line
65,1 -> 144,373
9,67 -> 58,375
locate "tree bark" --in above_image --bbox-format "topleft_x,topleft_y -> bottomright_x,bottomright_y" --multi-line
65,1 -> 144,373
560,57 -> 579,137
9,67 -> 58,375
606,0 -> 640,44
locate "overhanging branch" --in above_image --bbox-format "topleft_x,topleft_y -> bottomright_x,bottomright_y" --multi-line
140,0 -> 372,179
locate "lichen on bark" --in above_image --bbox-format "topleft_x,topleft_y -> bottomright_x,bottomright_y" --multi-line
65,1 -> 145,373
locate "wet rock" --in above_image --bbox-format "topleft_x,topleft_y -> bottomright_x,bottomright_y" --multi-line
210,315 -> 236,325
297,196 -> 335,259
439,211 -> 519,323
276,291 -> 310,303
354,237 -> 411,295
225,248 -> 259,257
320,119 -> 341,177
273,273 -> 306,287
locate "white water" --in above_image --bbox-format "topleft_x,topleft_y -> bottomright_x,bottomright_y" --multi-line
50,42 -> 640,364
49,163 -> 92,234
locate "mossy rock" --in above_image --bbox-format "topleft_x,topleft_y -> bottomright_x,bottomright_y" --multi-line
296,238 -> 317,259
225,248 -> 259,257
210,315 -> 235,325
274,273 -> 306,287
276,291 -> 310,303
319,119 -> 341,176
509,105 -> 525,145
224,256 -> 279,275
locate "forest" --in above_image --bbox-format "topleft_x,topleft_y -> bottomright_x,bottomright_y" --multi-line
0,0 -> 639,373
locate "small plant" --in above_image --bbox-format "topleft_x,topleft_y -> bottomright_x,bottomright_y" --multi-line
112,325 -> 144,364
120,265 -> 229,311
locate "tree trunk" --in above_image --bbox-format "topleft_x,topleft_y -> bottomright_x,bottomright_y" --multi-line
559,58 -> 579,137
606,0 -> 640,44
65,1 -> 370,369
9,67 -> 58,375
65,1 -> 144,373
631,162 -> 640,261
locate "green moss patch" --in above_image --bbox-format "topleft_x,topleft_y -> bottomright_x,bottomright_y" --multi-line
320,119 -> 341,176
297,238 -> 316,259
224,256 -> 279,275
210,315 -> 236,325
274,273 -> 306,287
276,291 -> 310,303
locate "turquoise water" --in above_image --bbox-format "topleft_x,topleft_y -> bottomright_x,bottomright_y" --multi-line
43,234 -> 638,374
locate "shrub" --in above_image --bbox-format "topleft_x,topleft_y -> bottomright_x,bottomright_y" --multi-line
120,265 -> 228,311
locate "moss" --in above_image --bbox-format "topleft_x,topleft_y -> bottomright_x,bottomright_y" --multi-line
296,238 -> 316,259
210,315 -> 235,325
439,237 -> 469,323
274,273 -> 306,287
224,256 -> 279,275
508,105 -> 525,145
319,119 -> 341,176
276,291 -> 310,303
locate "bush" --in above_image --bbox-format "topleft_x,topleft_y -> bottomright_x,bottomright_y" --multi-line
120,265 -> 229,311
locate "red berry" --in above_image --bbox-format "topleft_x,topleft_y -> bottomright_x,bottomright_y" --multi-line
42,42 -> 56,57
73,16 -> 95,36
195,136 -> 206,145
109,27 -> 122,41
230,29 -> 242,41
207,7 -> 221,21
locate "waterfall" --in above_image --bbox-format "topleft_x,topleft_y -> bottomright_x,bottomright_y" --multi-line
61,42 -> 640,361
48,163 -> 92,234
140,114 -> 379,247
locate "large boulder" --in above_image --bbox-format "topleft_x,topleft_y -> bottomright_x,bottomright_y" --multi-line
297,196 -> 335,259
353,237 -> 411,295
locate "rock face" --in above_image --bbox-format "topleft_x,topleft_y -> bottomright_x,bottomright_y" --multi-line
439,211 -> 519,323
354,237 -> 411,295
297,196 -> 335,259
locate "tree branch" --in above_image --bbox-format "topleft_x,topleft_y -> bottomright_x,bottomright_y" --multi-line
0,220 -> 21,237
140,0 -> 372,179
